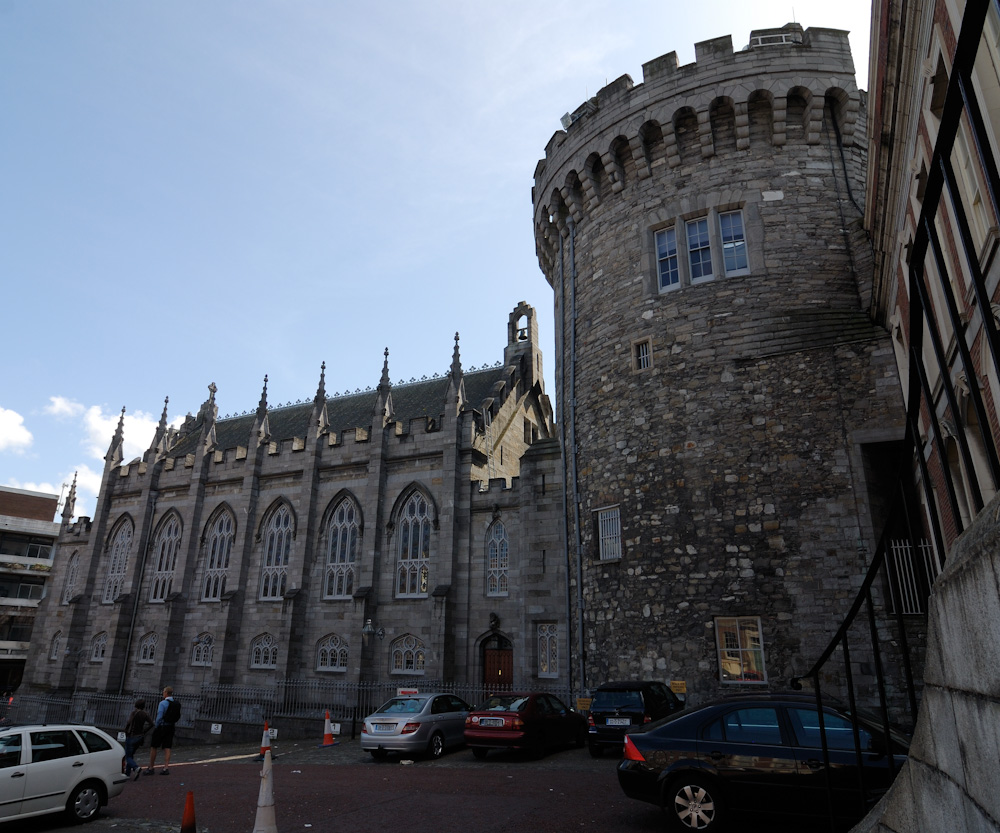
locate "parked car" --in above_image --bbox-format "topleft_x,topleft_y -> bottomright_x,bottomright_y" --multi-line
360,692 -> 471,759
464,692 -> 587,759
617,693 -> 910,831
587,680 -> 684,757
0,723 -> 128,823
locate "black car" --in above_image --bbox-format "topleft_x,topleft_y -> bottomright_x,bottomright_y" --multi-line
588,680 -> 684,756
617,693 -> 910,831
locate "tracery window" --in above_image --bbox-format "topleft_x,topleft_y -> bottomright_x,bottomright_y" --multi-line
486,521 -> 509,597
203,511 -> 235,601
538,623 -> 558,678
138,632 -> 157,664
260,505 -> 293,600
324,498 -> 358,599
250,633 -> 278,669
149,516 -> 181,602
49,630 -> 62,661
390,634 -> 425,675
102,520 -> 133,604
317,633 -> 348,671
192,633 -> 214,666
90,632 -> 108,662
62,552 -> 79,604
396,492 -> 431,597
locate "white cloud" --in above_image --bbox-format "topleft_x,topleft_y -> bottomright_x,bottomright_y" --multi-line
3,477 -> 59,496
44,396 -> 85,418
83,405 -> 163,462
0,407 -> 33,453
67,464 -> 102,520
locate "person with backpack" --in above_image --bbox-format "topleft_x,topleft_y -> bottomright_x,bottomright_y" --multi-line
123,698 -> 153,779
144,686 -> 180,775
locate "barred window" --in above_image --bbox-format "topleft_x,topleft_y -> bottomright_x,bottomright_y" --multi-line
203,511 -> 234,601
250,633 -> 278,669
396,492 -> 431,598
260,505 -> 293,600
390,634 -> 426,675
149,516 -> 181,602
324,498 -> 358,599
317,633 -> 349,672
486,521 -> 509,597
90,632 -> 108,662
715,616 -> 767,683
595,506 -> 622,560
103,520 -> 133,604
138,632 -> 157,664
192,633 -> 214,667
538,623 -> 558,678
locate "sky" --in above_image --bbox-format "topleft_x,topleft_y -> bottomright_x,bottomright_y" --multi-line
1,0 -> 874,520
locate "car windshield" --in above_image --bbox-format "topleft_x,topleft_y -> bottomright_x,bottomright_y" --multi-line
594,690 -> 643,709
375,697 -> 426,714
480,695 -> 530,712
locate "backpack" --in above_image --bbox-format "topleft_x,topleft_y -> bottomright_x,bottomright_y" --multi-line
164,698 -> 181,724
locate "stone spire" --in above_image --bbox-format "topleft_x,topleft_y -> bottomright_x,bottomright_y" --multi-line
253,375 -> 270,445
105,406 -> 126,467
198,383 -> 218,450
314,362 -> 327,404
312,362 -> 329,436
373,348 -> 394,426
257,375 -> 269,419
147,396 -> 170,455
61,472 -> 77,525
445,331 -> 466,411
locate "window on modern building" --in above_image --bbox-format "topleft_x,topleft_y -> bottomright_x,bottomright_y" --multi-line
486,520 -> 509,597
390,634 -> 426,674
62,552 -> 79,604
396,492 -> 431,597
719,211 -> 749,275
324,498 -> 358,600
0,532 -> 53,559
538,623 -> 558,678
103,520 -> 133,604
317,633 -> 348,671
633,339 -> 652,371
192,633 -> 214,667
687,218 -> 713,282
250,633 -> 278,669
203,511 -> 235,601
656,226 -> 680,289
595,506 -> 622,560
90,632 -> 108,662
260,505 -> 293,600
49,630 -> 61,660
138,632 -> 157,664
149,516 -> 181,603
715,616 -> 767,683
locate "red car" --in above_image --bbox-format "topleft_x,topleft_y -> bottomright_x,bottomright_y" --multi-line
464,692 -> 587,759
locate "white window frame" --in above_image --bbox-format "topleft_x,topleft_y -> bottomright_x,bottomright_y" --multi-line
486,520 -> 509,597
138,632 -> 157,664
390,634 -> 426,675
719,210 -> 750,276
149,516 -> 181,603
538,623 -> 559,678
317,633 -> 349,672
595,506 -> 622,561
203,512 -> 234,601
90,632 -> 108,663
250,633 -> 278,669
192,633 -> 214,667
655,226 -> 680,290
103,521 -> 133,604
260,505 -> 293,601
686,217 -> 714,283
396,492 -> 431,598
324,498 -> 358,600
715,616 -> 767,684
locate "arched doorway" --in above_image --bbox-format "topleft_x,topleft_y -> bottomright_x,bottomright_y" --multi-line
481,632 -> 513,690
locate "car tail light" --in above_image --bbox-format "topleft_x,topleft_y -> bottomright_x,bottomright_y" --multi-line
512,717 -> 524,730
623,736 -> 645,762
587,714 -> 595,727
643,713 -> 652,723
466,716 -> 473,726
121,756 -> 127,774
401,722 -> 420,734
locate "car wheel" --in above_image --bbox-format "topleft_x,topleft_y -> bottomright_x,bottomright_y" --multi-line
588,742 -> 603,758
427,732 -> 445,759
66,781 -> 104,823
664,775 -> 725,831
472,747 -> 489,760
369,749 -> 389,761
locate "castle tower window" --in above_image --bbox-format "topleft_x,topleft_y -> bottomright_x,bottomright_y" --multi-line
390,634 -> 426,675
203,511 -> 234,601
260,504 -> 293,601
138,632 -> 157,664
250,633 -> 278,669
537,623 -> 559,678
656,227 -> 680,290
90,632 -> 108,662
192,633 -> 214,667
715,616 -> 767,683
317,633 -> 349,671
102,519 -> 133,604
149,516 -> 181,603
325,498 -> 358,599
396,492 -> 431,598
720,211 -> 749,275
594,506 -> 622,561
486,520 -> 509,597
633,339 -> 652,372
686,218 -> 713,281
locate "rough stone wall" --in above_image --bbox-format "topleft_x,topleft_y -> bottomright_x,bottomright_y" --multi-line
533,24 -> 907,701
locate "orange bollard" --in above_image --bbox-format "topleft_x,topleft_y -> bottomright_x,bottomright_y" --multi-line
317,710 -> 338,747
180,790 -> 196,833
257,720 -> 271,761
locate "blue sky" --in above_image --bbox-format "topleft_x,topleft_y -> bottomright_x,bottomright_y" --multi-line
1,0 -> 873,518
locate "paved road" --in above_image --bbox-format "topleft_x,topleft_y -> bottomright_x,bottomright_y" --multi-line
3,738 -> 835,833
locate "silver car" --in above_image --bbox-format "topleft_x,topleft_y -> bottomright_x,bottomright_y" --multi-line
361,693 -> 471,759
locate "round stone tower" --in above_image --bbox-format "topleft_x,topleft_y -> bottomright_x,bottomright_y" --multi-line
532,24 -> 905,700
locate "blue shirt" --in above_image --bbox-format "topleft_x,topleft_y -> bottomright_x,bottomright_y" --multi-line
155,697 -> 173,727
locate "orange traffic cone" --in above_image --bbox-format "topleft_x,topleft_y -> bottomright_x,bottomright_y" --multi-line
257,721 -> 271,761
181,790 -> 196,833
252,748 -> 277,833
317,710 -> 338,747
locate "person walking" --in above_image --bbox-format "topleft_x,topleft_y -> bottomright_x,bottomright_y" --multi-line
144,686 -> 180,775
123,698 -> 153,780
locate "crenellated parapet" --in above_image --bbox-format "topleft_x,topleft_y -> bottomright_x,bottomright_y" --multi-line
532,23 -> 862,279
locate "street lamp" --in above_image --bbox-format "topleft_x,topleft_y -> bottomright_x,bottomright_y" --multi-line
362,619 -> 385,642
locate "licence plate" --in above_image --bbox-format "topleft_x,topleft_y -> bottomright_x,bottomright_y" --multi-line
479,717 -> 505,727
372,723 -> 396,733
606,717 -> 631,726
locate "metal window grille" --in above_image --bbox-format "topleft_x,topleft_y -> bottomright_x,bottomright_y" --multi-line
634,340 -> 651,370
596,507 -> 622,560
887,538 -> 939,615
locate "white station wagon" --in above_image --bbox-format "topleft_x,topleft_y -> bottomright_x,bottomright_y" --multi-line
0,723 -> 128,823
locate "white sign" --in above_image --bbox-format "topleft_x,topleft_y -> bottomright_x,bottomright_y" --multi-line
330,722 -> 341,735
117,731 -> 126,742
268,727 -> 278,739
210,723 -> 222,735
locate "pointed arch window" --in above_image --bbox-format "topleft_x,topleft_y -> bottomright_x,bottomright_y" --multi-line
103,520 -> 133,604
324,498 -> 358,599
396,492 -> 431,597
49,630 -> 62,661
250,633 -> 278,669
538,623 -> 558,678
192,633 -> 214,667
260,505 -> 293,600
138,632 -> 157,664
317,633 -> 348,671
486,520 -> 509,597
203,511 -> 235,601
149,516 -> 181,602
390,634 -> 426,675
62,552 -> 79,604
90,632 -> 108,662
